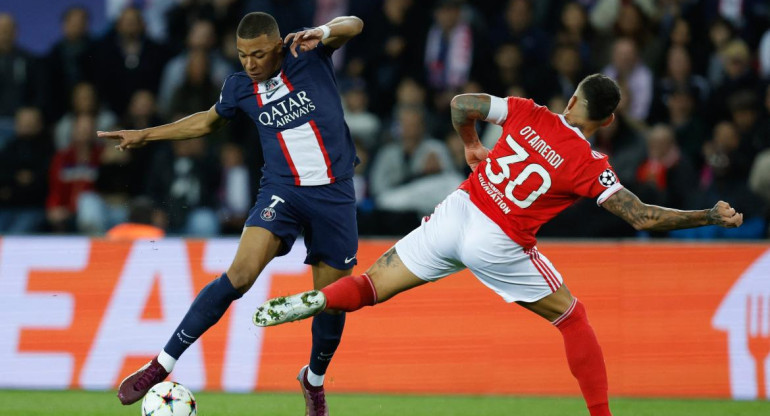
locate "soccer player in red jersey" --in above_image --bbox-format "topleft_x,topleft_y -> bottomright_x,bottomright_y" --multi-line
254,74 -> 744,416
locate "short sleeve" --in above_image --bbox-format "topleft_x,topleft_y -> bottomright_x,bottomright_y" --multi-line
484,96 -> 509,125
214,75 -> 238,120
501,97 -> 536,127
572,151 -> 624,205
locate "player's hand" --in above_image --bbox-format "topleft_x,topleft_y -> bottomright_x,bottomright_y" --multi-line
465,143 -> 489,171
284,28 -> 323,58
97,129 -> 148,151
707,201 -> 743,228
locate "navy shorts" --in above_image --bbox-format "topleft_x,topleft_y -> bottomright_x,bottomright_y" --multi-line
245,178 -> 358,270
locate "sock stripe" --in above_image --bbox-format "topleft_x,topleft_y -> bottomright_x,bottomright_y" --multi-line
552,297 -> 578,327
362,273 -> 378,305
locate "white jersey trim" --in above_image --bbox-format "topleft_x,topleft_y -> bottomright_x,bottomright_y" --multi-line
558,114 -> 587,141
596,183 -> 624,205
485,96 -> 508,125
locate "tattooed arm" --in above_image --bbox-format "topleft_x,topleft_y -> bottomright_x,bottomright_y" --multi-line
601,188 -> 744,231
450,94 -> 493,170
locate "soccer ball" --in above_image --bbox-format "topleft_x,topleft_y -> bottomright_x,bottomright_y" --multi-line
141,381 -> 197,416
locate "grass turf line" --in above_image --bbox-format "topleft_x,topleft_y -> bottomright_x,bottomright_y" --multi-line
1,390 -> 769,416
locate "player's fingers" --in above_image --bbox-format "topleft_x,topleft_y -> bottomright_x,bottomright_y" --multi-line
97,131 -> 120,139
283,33 -> 295,45
290,37 -> 299,57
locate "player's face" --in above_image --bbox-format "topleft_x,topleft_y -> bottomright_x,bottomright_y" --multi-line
236,35 -> 283,81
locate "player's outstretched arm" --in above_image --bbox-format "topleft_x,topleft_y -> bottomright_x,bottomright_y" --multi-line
284,16 -> 363,57
98,105 -> 228,150
451,94 -> 494,169
601,187 -> 743,231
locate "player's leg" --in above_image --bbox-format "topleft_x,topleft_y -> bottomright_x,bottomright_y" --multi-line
118,184 -> 301,405
117,227 -> 283,405
254,190 -> 470,324
518,285 -> 612,416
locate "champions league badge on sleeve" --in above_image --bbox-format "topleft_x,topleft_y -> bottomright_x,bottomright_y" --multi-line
598,169 -> 618,187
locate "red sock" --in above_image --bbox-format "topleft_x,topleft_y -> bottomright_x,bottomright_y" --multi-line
554,299 -> 612,416
321,274 -> 377,312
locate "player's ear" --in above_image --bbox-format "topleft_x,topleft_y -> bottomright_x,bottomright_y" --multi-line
566,96 -> 577,112
600,113 -> 615,127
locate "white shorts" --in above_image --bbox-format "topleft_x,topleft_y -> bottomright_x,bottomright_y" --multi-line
394,190 -> 563,303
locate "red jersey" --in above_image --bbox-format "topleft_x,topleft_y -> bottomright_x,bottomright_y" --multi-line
460,97 -> 623,249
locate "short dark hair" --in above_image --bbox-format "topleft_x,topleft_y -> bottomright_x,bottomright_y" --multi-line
578,74 -> 620,121
237,12 -> 279,39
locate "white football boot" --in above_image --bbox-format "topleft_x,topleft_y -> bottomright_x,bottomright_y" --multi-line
253,290 -> 327,327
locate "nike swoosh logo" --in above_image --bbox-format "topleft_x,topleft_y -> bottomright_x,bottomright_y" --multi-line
180,329 -> 197,339
265,88 -> 279,100
344,256 -> 356,264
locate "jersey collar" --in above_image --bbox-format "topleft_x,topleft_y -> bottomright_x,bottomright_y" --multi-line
558,114 -> 587,141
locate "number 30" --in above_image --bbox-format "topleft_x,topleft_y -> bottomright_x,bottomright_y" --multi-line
485,135 -> 551,209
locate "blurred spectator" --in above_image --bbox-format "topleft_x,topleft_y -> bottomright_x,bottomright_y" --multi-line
148,138 -> 220,236
589,0 -> 656,33
611,2 -> 654,63
341,81 -> 380,151
218,142 -> 251,234
445,129 -> 472,177
424,0 -> 475,93
349,0 -> 426,116
0,13 -> 43,146
0,107 -> 52,234
54,82 -> 118,150
106,196 -> 166,240
92,7 -> 171,115
106,0 -> 176,42
536,43 -> 585,103
165,0 -> 243,53
701,121 -> 752,187
167,50 -> 221,120
650,45 -> 709,122
46,115 -> 102,233
708,39 -> 760,123
555,2 -> 594,66
705,17 -> 736,85
602,37 -> 653,122
664,86 -> 708,168
158,20 -> 233,115
674,120 -> 766,238
486,42 -> 525,97
727,91 -> 763,154
491,0 -> 550,65
633,124 -> 697,210
761,28 -> 770,80
369,105 -> 458,213
45,6 -> 95,122
592,113 -> 646,184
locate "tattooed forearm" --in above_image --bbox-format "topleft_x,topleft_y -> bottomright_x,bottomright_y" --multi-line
450,94 -> 491,147
376,247 -> 400,269
602,188 -> 708,231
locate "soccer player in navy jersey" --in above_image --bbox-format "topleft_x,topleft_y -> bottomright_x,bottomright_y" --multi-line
99,12 -> 363,415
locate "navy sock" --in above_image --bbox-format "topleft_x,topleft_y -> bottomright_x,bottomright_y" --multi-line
308,311 -> 346,376
164,273 -> 242,359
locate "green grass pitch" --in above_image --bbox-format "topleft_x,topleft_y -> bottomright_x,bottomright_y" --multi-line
1,390 -> 769,415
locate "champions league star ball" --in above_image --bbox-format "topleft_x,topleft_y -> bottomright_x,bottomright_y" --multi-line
141,381 -> 197,416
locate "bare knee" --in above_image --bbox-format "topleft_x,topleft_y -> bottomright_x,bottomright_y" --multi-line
226,262 -> 260,294
517,285 -> 575,322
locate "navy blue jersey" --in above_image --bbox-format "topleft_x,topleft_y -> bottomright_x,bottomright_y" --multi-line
215,43 -> 356,186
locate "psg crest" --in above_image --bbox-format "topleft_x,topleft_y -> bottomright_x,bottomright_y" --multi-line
260,207 -> 277,221
598,169 -> 617,187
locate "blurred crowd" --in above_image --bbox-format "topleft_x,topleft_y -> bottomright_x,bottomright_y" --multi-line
0,0 -> 769,238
